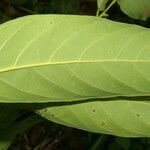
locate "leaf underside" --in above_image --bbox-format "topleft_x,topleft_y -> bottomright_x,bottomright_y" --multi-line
0,15 -> 150,137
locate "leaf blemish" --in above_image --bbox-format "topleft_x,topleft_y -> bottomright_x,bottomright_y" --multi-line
44,108 -> 48,113
100,121 -> 106,127
51,113 -> 55,117
136,114 -> 140,117
92,109 -> 96,112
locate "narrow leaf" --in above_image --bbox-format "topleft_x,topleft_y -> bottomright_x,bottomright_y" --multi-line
37,99 -> 150,137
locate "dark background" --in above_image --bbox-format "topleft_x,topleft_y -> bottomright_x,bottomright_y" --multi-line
0,0 -> 150,150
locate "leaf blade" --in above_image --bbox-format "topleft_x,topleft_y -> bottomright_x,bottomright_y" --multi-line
0,15 -> 150,103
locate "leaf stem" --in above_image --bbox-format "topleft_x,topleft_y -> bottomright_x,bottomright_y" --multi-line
96,0 -> 107,17
99,0 -> 117,17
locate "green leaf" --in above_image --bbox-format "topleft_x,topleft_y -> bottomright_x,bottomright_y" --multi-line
0,15 -> 150,103
97,0 -> 109,10
37,100 -> 150,137
118,0 -> 150,20
0,15 -> 150,137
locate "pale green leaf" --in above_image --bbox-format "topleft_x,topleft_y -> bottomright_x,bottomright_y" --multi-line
37,99 -> 150,137
118,0 -> 150,20
0,15 -> 150,137
0,15 -> 150,103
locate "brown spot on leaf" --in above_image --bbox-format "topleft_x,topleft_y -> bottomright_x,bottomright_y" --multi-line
144,8 -> 150,16
136,114 -> 140,117
92,109 -> 96,112
51,113 -> 55,117
100,121 -> 106,127
44,108 -> 48,113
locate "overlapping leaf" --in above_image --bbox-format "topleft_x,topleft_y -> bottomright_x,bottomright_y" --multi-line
118,0 -> 150,20
0,15 -> 150,137
37,99 -> 150,137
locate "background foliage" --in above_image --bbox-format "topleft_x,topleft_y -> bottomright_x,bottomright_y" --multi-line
0,0 -> 150,150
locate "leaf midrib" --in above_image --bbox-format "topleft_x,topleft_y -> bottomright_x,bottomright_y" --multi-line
0,60 -> 149,73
